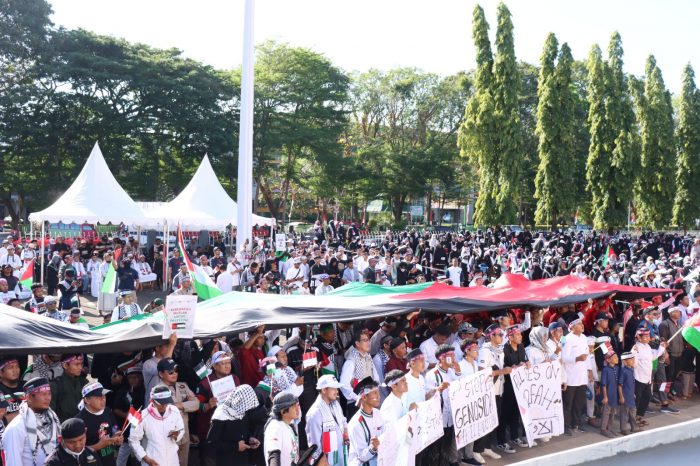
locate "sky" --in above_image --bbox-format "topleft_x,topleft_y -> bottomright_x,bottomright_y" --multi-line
49,0 -> 699,93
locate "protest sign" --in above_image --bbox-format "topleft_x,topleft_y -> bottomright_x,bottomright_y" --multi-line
511,361 -> 565,446
377,413 -> 414,466
163,295 -> 197,339
448,368 -> 498,449
413,394 -> 443,453
275,234 -> 287,252
210,375 -> 236,401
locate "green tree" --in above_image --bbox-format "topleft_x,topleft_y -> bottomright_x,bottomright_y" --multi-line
585,32 -> 638,230
673,64 -> 700,229
632,56 -> 676,229
534,35 -> 576,227
347,69 -> 469,223
458,4 -> 498,226
251,41 -> 349,221
491,2 -> 523,224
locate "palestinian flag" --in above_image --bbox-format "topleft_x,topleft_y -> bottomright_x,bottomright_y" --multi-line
194,362 -> 210,380
321,430 -> 339,455
117,355 -> 141,373
19,260 -> 33,289
682,314 -> 700,352
177,226 -> 223,300
601,245 -> 616,268
319,351 -> 336,376
101,249 -> 122,294
127,406 -> 142,427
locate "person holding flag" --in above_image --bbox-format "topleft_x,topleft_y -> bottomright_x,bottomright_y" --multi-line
129,385 -> 184,466
305,375 -> 347,466
156,358 -> 198,466
176,227 -> 223,301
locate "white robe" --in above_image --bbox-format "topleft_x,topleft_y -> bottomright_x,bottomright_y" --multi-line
87,259 -> 103,298
129,405 -> 184,466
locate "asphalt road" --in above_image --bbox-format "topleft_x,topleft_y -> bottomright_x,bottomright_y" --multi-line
590,437 -> 700,465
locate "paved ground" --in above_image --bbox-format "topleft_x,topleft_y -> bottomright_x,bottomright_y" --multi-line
591,437 -> 700,465
486,395 -> 700,465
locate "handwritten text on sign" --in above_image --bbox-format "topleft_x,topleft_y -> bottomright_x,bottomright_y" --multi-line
413,394 -> 443,453
448,368 -> 498,449
511,361 -> 564,446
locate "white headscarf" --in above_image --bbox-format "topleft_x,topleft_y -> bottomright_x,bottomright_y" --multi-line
211,384 -> 259,422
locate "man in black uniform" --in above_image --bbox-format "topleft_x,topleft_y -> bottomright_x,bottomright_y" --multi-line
45,418 -> 103,466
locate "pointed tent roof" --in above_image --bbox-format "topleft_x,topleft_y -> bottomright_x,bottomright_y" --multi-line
145,154 -> 274,229
29,142 -> 145,224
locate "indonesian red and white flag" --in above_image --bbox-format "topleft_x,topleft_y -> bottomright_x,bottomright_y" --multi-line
127,406 -> 142,427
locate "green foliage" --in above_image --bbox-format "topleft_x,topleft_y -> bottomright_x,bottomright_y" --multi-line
632,56 -> 676,229
534,35 -> 577,227
459,3 -> 523,227
346,68 -> 469,223
673,64 -> 700,229
585,33 -> 638,231
251,41 -> 349,220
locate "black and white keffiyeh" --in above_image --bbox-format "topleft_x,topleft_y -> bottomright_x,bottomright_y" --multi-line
211,384 -> 259,422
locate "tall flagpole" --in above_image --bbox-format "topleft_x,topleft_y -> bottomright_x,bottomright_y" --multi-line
236,0 -> 255,254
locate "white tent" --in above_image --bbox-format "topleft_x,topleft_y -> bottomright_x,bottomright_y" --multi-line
143,154 -> 275,230
28,142 -> 144,225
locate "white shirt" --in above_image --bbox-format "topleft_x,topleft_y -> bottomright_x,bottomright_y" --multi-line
0,290 -> 16,305
458,358 -> 479,377
347,408 -> 384,466
315,284 -> 335,296
404,371 -> 427,409
633,342 -> 666,384
561,332 -> 590,387
227,261 -> 243,287
264,419 -> 299,466
447,266 -> 462,287
380,392 -> 407,422
0,254 -> 21,270
129,405 -> 184,466
305,397 -> 346,465
426,366 -> 459,427
478,343 -> 504,396
419,337 -> 440,367
285,266 -> 304,288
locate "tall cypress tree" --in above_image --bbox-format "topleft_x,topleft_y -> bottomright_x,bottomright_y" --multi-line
586,32 -> 637,230
673,64 -> 700,229
534,35 -> 576,227
491,2 -> 522,223
633,56 -> 676,228
458,4 -> 499,226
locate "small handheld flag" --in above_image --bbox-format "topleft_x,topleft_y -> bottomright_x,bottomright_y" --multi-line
303,351 -> 318,369
19,260 -> 34,289
194,362 -> 210,381
658,382 -> 671,393
127,406 -> 142,427
266,363 -> 276,376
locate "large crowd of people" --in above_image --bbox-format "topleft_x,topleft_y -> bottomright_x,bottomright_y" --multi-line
0,223 -> 699,466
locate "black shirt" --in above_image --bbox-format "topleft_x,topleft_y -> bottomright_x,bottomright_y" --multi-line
116,267 -> 139,291
76,407 -> 119,466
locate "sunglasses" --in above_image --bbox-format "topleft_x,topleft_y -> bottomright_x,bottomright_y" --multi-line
166,369 -> 178,375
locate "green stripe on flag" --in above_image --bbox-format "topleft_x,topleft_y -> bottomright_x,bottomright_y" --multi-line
682,323 -> 700,352
325,281 -> 432,297
178,227 -> 222,301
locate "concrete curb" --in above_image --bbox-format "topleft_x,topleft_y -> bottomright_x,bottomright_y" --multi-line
509,418 -> 700,466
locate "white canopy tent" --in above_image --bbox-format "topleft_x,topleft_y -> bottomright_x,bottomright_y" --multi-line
28,142 -> 146,284
29,142 -> 145,225
142,154 -> 275,230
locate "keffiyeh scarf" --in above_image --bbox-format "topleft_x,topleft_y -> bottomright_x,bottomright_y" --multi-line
212,384 -> 259,422
19,402 -> 59,465
348,347 -> 374,384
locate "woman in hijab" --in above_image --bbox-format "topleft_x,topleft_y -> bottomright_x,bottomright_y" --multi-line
525,326 -> 560,365
205,384 -> 266,466
47,253 -> 63,296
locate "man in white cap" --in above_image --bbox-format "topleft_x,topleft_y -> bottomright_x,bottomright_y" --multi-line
285,258 -> 305,290
314,274 -> 334,296
305,374 -> 347,466
0,244 -> 22,277
113,291 -> 143,321
129,385 -> 184,466
44,296 -> 68,322
561,316 -> 590,435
